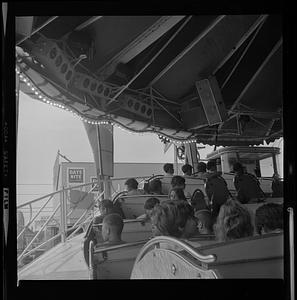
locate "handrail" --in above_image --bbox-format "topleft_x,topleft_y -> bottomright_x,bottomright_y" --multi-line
89,240 -> 95,279
17,175 -> 155,266
17,176 -> 153,209
17,195 -> 53,239
18,203 -> 61,262
133,236 -> 216,265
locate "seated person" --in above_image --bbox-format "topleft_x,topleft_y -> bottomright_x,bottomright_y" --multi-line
163,163 -> 174,176
169,188 -> 187,201
175,200 -> 198,239
205,166 -> 230,219
148,179 -> 163,195
195,162 -> 208,180
171,175 -> 191,198
182,164 -> 193,176
190,189 -> 209,211
255,203 -> 283,235
137,197 -> 160,223
205,160 -> 222,179
195,209 -> 213,235
97,213 -> 125,247
93,199 -> 115,224
213,199 -> 254,242
124,178 -> 145,196
150,200 -> 198,239
271,173 -> 283,197
233,162 -> 266,204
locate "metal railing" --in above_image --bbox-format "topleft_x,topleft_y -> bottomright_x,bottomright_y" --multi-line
17,175 -> 152,266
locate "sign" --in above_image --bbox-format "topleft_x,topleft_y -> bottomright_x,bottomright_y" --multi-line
91,176 -> 100,192
68,168 -> 85,183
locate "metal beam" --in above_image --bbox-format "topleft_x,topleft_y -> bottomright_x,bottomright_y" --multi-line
221,15 -> 268,89
148,15 -> 226,86
229,38 -> 282,112
96,16 -> 186,80
74,16 -> 103,31
212,15 -> 268,75
16,16 -> 59,45
106,17 -> 192,107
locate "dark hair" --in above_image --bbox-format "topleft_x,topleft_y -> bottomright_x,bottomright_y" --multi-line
191,189 -> 208,210
124,178 -> 138,190
99,199 -> 114,211
233,162 -> 244,173
103,213 -> 124,235
148,179 -> 162,194
182,164 -> 192,174
171,175 -> 185,187
163,163 -> 174,174
197,162 -> 207,173
206,160 -> 217,171
144,197 -> 160,210
214,199 -> 254,242
169,188 -> 186,201
255,203 -> 283,234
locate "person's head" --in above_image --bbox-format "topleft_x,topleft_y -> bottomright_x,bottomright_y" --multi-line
206,160 -> 217,172
255,203 -> 283,235
124,178 -> 138,191
195,210 -> 213,234
163,163 -> 174,175
102,213 -> 124,242
233,162 -> 244,175
171,175 -> 186,189
99,199 -> 114,216
150,201 -> 180,237
175,200 -> 198,238
144,197 -> 160,218
169,188 -> 186,201
214,199 -> 254,242
197,162 -> 207,173
190,189 -> 208,211
182,164 -> 193,176
148,179 -> 162,194
150,200 -> 197,238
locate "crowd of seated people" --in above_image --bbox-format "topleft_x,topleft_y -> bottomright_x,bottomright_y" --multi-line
88,162 -> 283,250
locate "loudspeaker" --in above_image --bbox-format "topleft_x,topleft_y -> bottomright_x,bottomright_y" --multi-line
195,76 -> 227,126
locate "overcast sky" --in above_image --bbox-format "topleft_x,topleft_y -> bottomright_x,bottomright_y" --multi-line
17,92 -> 214,204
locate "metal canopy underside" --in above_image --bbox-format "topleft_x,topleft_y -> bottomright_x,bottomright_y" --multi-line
16,15 -> 283,146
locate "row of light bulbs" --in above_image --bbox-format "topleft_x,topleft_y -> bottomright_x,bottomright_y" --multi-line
16,67 -> 197,145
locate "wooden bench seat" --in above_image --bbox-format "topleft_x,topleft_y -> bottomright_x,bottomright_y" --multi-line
115,195 -> 168,219
130,233 -> 283,279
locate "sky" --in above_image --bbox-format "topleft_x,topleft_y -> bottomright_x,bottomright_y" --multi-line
16,92 -> 213,205
17,91 -> 283,207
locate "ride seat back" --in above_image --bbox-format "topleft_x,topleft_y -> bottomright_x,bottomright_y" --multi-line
184,178 -> 206,197
199,233 -> 283,278
116,195 -> 168,219
94,243 -> 145,279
